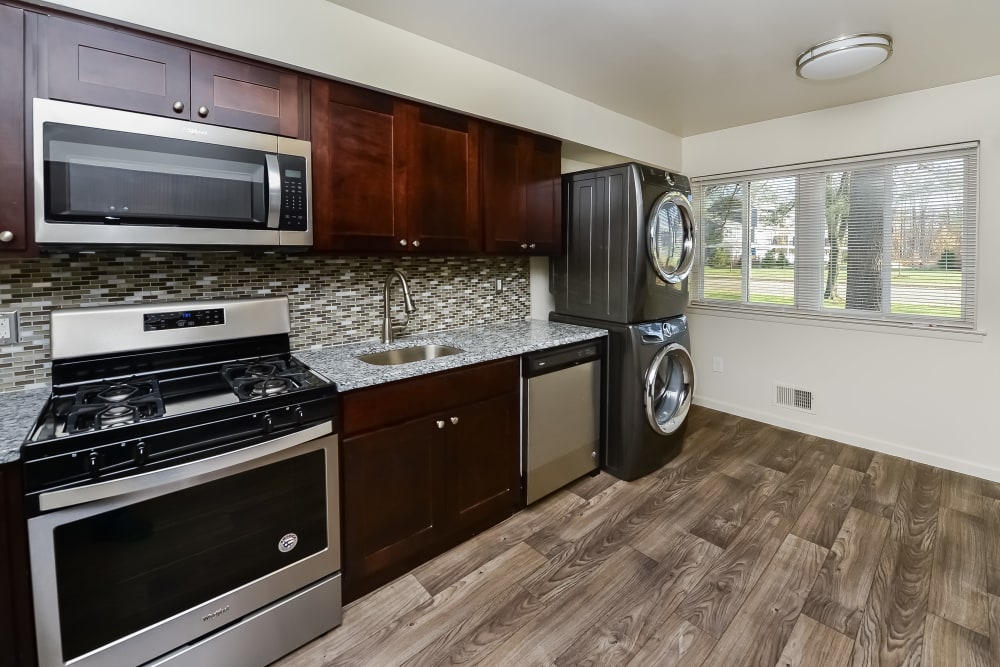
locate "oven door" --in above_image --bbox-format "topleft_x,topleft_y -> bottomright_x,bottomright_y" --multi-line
33,98 -> 311,249
28,423 -> 339,667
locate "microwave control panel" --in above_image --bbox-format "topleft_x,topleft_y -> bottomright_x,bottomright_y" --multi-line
278,155 -> 308,231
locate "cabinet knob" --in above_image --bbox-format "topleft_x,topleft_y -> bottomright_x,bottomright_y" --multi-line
0,230 -> 12,243
399,239 -> 408,246
172,101 -> 185,113
520,243 -> 528,250
436,420 -> 445,429
450,416 -> 459,425
198,106 -> 210,118
412,240 -> 420,248
529,243 -> 536,249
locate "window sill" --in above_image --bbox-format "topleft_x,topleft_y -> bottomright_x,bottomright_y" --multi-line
687,302 -> 986,342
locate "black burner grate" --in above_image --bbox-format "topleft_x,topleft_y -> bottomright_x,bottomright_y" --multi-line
64,378 -> 166,434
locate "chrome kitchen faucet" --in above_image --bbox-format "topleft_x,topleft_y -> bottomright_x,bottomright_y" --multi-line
381,268 -> 417,344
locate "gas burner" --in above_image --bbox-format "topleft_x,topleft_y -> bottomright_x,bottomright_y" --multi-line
64,378 -> 166,434
98,384 -> 140,402
250,378 -> 291,397
98,405 -> 140,428
221,357 -> 310,401
246,363 -> 278,377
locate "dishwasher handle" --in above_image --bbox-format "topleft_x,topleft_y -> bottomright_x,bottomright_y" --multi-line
525,340 -> 603,378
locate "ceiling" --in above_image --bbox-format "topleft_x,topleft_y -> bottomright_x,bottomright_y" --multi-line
327,0 -> 1000,137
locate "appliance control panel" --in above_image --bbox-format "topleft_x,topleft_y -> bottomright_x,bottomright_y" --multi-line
144,308 -> 225,331
278,154 -> 308,231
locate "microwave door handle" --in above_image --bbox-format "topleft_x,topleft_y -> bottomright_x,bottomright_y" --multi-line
265,154 -> 281,229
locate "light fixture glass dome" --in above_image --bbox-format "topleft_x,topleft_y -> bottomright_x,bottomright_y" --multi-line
796,33 -> 892,80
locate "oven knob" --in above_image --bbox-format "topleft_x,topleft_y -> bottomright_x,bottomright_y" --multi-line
294,406 -> 305,425
262,413 -> 274,434
134,441 -> 148,466
86,451 -> 101,477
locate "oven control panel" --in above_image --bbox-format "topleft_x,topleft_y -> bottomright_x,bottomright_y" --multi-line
144,308 -> 225,331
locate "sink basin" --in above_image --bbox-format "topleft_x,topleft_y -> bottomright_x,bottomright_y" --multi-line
357,344 -> 464,366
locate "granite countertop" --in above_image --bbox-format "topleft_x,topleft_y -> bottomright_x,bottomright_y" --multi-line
0,320 -> 607,464
0,387 -> 49,465
297,318 -> 607,392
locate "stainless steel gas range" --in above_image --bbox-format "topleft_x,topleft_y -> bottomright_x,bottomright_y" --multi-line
21,297 -> 342,667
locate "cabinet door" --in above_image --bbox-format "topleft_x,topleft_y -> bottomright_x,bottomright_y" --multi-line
310,79 -> 404,252
190,52 -> 307,138
401,103 -> 482,253
341,416 -> 442,601
482,124 -> 527,253
45,16 -> 191,118
0,5 -> 25,252
524,134 -> 562,254
0,463 -> 36,666
442,392 -> 519,536
483,126 -> 562,255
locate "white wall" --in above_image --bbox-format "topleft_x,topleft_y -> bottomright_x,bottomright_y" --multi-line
33,0 -> 681,170
682,75 -> 1000,481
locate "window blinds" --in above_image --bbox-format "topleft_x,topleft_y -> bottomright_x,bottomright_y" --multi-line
692,143 -> 978,329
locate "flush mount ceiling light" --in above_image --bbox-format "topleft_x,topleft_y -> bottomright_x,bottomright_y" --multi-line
796,33 -> 893,80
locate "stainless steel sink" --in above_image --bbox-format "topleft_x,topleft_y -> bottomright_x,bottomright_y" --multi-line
356,344 -> 464,366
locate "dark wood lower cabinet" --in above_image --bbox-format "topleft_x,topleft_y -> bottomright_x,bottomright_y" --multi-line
340,360 -> 520,602
0,462 -> 36,667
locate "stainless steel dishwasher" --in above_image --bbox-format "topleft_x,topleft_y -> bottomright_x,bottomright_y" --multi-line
523,339 -> 603,504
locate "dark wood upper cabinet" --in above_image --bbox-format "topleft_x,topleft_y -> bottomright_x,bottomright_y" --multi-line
45,15 -> 191,119
43,16 -> 308,138
310,79 -> 403,252
483,123 -> 562,254
311,84 -> 482,254
189,52 -> 307,138
0,4 -> 26,253
401,103 -> 482,253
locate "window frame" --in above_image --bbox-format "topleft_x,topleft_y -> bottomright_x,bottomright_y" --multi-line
690,142 -> 980,333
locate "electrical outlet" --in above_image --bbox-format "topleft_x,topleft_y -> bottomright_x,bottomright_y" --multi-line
712,356 -> 724,373
0,311 -> 19,345
495,278 -> 504,293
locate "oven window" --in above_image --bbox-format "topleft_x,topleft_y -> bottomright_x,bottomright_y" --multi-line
43,123 -> 268,227
52,449 -> 327,662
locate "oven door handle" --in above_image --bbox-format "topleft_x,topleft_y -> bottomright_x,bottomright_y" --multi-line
266,154 -> 281,229
37,421 -> 334,512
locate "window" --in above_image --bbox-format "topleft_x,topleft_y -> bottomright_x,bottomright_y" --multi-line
692,143 -> 978,329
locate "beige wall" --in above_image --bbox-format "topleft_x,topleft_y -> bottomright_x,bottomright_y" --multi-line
682,75 -> 1000,481
33,0 -> 681,169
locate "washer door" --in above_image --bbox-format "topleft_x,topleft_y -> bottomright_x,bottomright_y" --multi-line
648,191 -> 695,284
644,343 -> 695,435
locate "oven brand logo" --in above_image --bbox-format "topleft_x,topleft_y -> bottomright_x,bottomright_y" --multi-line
278,532 -> 299,553
185,128 -> 209,136
201,605 -> 230,622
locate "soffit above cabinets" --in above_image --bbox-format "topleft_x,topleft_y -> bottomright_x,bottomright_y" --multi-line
327,0 -> 1000,136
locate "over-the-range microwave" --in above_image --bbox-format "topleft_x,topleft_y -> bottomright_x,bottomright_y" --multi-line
33,98 -> 312,250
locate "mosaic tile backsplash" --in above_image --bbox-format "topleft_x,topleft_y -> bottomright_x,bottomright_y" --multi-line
0,253 -> 530,393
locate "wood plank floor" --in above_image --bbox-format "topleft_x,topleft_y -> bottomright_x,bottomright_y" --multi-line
275,407 -> 996,666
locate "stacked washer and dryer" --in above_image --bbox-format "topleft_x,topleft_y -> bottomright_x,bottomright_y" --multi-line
550,163 -> 696,481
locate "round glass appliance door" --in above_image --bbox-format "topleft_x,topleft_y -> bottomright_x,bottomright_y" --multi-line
647,191 -> 695,284
644,343 -> 695,435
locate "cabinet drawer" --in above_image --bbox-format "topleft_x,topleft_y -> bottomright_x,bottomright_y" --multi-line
343,358 -> 519,436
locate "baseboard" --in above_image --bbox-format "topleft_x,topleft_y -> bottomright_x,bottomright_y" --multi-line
693,395 -> 1000,485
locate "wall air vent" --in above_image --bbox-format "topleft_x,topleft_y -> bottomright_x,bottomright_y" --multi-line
774,383 -> 815,414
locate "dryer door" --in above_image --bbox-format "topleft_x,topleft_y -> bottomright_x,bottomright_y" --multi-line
644,343 -> 695,435
647,192 -> 695,284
